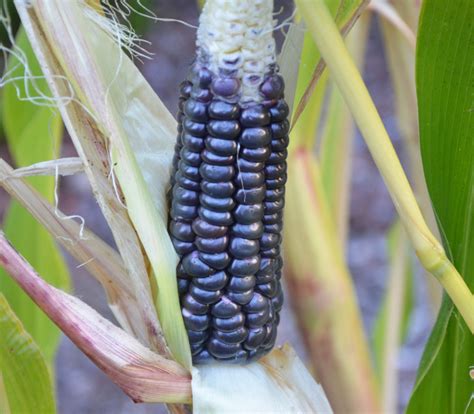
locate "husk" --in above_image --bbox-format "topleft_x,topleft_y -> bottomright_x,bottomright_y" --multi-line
11,157 -> 83,178
192,345 -> 333,413
278,19 -> 305,116
0,159 -> 147,338
14,0 -> 191,367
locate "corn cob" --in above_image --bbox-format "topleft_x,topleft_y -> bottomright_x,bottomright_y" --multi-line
168,0 -> 287,364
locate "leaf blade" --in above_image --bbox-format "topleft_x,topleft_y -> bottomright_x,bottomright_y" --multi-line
0,293 -> 56,414
407,0 -> 474,411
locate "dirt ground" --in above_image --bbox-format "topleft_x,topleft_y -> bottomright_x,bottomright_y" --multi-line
3,1 -> 435,413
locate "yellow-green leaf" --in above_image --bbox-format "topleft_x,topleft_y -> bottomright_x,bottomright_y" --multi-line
0,293 -> 55,414
0,27 -> 70,365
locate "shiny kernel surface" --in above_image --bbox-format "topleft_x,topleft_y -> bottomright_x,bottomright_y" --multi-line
168,65 -> 288,364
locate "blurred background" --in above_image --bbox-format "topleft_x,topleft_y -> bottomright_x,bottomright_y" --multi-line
0,1 -> 435,413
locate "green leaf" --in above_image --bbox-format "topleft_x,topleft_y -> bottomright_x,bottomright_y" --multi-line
407,0 -> 474,412
0,27 -> 70,366
0,293 -> 56,414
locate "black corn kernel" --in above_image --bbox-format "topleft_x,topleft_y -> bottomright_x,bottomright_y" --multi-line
240,127 -> 271,148
182,293 -> 209,315
227,289 -> 254,305
240,146 -> 271,162
184,99 -> 209,123
193,271 -> 228,291
201,150 -> 234,165
211,77 -> 240,97
207,120 -> 241,139
214,327 -> 248,344
205,138 -> 238,156
183,119 -> 207,137
169,221 -> 195,242
269,100 -> 289,122
201,181 -> 235,197
209,100 -> 240,120
190,285 -> 222,304
198,207 -> 234,226
182,251 -> 215,277
208,338 -> 242,359
168,62 -> 288,364
200,194 -> 235,211
195,236 -> 229,254
240,105 -> 270,127
231,222 -> 264,239
199,251 -> 231,270
211,296 -> 241,318
192,218 -> 228,238
229,238 -> 260,258
171,238 -> 194,255
213,313 -> 245,332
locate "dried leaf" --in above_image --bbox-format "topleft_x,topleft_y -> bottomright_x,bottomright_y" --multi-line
0,159 -> 149,341
14,0 -> 172,358
0,233 -> 192,404
12,157 -> 83,178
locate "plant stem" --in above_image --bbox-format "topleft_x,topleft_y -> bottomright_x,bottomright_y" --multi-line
295,0 -> 474,332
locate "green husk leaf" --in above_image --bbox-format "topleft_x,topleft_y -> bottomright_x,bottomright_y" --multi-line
0,27 -> 69,366
0,293 -> 55,414
407,0 -> 474,412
